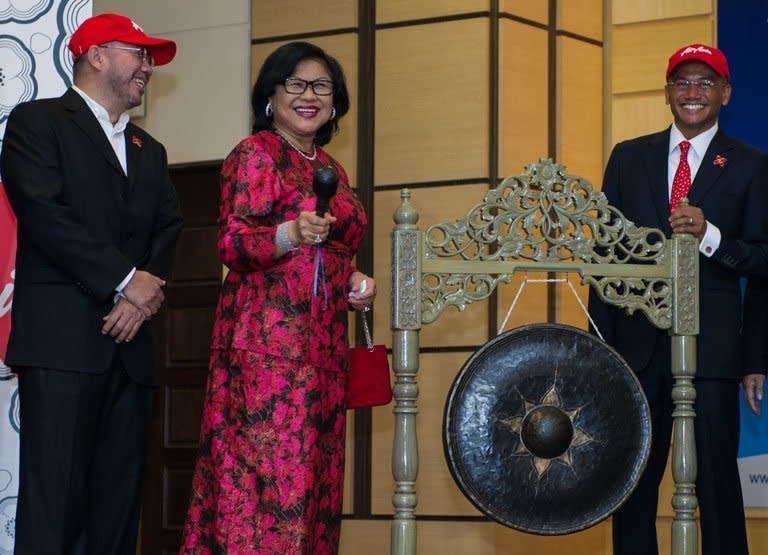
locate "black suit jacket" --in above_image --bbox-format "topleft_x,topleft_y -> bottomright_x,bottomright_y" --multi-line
0,88 -> 183,385
589,127 -> 768,379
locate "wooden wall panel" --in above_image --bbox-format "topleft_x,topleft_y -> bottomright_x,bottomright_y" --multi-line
339,520 -> 390,553
612,16 -> 712,94
251,0 -> 356,38
371,352 -> 482,516
496,272 -> 549,332
341,520 -> 496,555
142,162 -> 221,554
498,21 -> 548,178
610,92 -> 671,146
166,386 -> 205,445
747,519 -> 768,554
172,228 -> 220,282
417,521 -> 496,554
373,185 -> 491,349
558,37 -> 602,192
376,0 -> 488,24
163,466 -> 193,529
496,520 -> 611,554
558,0 -> 603,41
612,0 -> 711,25
250,34 -> 359,184
169,307 -> 216,363
556,278 -> 590,330
375,20 -> 489,185
557,36 -> 602,330
342,412 -> 354,514
500,0 -> 548,24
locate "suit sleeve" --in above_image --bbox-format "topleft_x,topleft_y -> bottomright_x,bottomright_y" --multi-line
712,153 -> 768,278
717,152 -> 768,375
143,143 -> 183,281
587,144 -> 623,346
0,103 -> 133,300
217,141 -> 282,272
741,278 -> 768,375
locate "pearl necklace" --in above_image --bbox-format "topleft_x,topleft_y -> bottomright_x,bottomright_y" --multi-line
274,129 -> 317,161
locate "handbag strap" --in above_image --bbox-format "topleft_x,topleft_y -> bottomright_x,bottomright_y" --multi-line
360,307 -> 374,351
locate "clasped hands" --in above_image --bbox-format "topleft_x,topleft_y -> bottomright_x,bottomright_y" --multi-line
669,204 -> 707,239
102,270 -> 166,343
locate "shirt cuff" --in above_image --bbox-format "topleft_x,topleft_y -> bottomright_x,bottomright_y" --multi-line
699,221 -> 721,257
114,267 -> 136,303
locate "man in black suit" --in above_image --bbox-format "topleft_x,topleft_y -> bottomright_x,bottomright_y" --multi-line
589,44 -> 768,555
0,13 -> 183,554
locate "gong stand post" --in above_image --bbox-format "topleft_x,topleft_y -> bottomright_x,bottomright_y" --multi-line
391,190 -> 421,555
670,334 -> 698,555
670,231 -> 700,555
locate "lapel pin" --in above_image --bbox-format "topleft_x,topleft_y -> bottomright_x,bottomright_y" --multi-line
713,155 -> 727,167
132,135 -> 143,148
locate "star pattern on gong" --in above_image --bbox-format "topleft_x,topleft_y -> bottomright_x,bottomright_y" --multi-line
499,374 -> 594,480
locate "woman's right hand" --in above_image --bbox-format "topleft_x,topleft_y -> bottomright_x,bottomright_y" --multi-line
290,211 -> 337,245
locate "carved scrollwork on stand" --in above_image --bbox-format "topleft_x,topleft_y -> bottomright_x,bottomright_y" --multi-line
425,159 -> 666,264
582,276 -> 672,330
420,159 -> 673,324
672,235 -> 699,335
393,230 -> 421,330
422,272 -> 512,324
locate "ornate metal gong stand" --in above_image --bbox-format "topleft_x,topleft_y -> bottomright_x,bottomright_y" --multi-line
389,159 -> 699,555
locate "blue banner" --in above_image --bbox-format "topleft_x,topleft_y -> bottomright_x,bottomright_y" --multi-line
719,0 -> 768,507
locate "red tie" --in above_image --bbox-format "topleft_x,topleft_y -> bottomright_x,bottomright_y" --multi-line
670,140 -> 691,211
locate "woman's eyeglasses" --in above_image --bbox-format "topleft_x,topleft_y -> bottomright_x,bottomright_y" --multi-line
282,77 -> 334,96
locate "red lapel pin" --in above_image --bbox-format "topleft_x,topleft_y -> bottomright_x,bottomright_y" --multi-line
713,155 -> 727,167
132,135 -> 143,148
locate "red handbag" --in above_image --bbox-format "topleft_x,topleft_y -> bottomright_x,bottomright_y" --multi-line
346,309 -> 392,409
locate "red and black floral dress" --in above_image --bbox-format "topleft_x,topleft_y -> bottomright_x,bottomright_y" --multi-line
180,130 -> 366,554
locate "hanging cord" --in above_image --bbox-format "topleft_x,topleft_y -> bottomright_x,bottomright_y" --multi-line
360,306 -> 374,351
497,273 -> 604,341
312,244 -> 328,309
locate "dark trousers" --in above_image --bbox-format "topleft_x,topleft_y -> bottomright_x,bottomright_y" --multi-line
13,357 -> 153,555
612,345 -> 748,555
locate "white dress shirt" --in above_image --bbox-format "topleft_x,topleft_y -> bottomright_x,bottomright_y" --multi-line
71,86 -> 135,295
668,123 -> 721,257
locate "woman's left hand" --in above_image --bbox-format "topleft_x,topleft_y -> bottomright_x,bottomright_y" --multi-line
348,272 -> 376,311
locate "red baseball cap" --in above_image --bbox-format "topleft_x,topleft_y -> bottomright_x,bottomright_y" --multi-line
666,44 -> 729,80
69,13 -> 176,66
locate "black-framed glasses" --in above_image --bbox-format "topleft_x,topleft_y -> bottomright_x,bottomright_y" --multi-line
99,44 -> 154,66
666,79 -> 718,91
282,77 -> 334,96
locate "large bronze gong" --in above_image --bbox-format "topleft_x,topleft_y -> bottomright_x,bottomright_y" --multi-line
443,323 -> 651,535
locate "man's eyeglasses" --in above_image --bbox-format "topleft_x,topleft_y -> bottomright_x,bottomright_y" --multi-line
100,44 -> 154,66
282,77 -> 334,96
666,79 -> 719,91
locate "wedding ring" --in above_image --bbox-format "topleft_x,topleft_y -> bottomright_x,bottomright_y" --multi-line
314,234 -> 323,243
689,217 -> 693,224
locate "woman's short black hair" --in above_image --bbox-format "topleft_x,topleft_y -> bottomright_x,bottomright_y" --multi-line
251,41 -> 350,146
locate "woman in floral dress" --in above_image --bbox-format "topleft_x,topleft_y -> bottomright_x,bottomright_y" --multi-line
180,42 -> 376,554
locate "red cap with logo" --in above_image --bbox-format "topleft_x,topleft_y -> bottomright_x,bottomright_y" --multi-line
666,44 -> 729,80
68,13 -> 176,66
